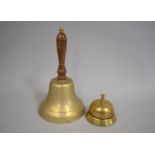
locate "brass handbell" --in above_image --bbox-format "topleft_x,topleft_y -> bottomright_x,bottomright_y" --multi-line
39,27 -> 85,123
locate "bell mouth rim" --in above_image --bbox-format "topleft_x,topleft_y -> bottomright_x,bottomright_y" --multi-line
86,112 -> 116,127
39,108 -> 85,124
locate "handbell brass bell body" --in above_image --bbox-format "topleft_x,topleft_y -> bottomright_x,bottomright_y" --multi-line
39,27 -> 85,123
86,94 -> 116,126
39,78 -> 84,123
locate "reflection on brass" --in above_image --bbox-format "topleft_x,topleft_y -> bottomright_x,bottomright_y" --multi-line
86,94 -> 116,126
39,27 -> 85,123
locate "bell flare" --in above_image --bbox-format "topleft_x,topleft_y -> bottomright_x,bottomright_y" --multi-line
39,78 -> 85,123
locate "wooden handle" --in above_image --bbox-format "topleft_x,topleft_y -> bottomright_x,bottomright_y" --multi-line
56,27 -> 67,80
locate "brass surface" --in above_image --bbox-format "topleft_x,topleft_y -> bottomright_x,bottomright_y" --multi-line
86,94 -> 116,126
59,26 -> 64,32
39,78 -> 85,123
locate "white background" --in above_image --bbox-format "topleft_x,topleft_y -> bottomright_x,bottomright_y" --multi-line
0,21 -> 155,132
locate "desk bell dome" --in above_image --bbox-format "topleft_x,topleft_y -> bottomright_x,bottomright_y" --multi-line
86,94 -> 116,126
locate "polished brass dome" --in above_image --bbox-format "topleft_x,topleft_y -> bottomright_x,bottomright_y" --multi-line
86,94 -> 116,126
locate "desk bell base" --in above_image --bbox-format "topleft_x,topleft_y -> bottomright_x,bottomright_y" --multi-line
86,112 -> 116,126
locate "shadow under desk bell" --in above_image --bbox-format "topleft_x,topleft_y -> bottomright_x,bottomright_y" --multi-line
39,27 -> 85,123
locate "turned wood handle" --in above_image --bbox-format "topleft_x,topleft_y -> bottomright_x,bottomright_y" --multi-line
56,27 -> 67,80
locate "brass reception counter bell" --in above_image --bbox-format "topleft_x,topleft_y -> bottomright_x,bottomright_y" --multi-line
86,94 -> 116,126
39,27 -> 116,126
